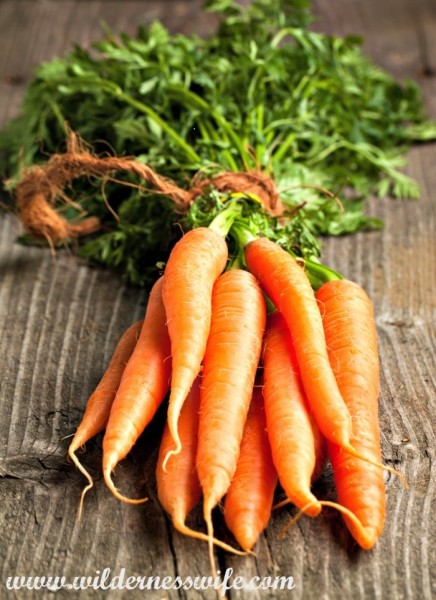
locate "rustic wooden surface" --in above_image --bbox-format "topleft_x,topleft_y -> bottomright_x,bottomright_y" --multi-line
0,0 -> 435,598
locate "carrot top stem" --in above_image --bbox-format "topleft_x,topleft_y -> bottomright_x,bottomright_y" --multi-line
302,257 -> 343,289
230,221 -> 257,248
207,198 -> 243,237
193,193 -> 344,287
230,214 -> 343,289
103,468 -> 148,505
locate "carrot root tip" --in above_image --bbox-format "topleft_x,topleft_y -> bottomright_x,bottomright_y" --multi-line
172,519 -> 249,556
277,501 -> 321,539
273,496 -> 322,517
68,446 -> 95,520
318,501 -> 378,550
161,441 -> 182,473
103,468 -> 148,505
203,501 -> 219,585
278,499 -> 380,550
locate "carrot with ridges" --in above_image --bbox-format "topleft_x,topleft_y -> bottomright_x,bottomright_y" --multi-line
316,279 -> 388,549
245,237 -> 355,450
162,227 -> 228,468
103,276 -> 171,503
68,319 -> 143,517
244,236 -> 400,484
224,384 -> 278,551
263,311 -> 326,517
156,377 -> 247,556
196,268 -> 266,574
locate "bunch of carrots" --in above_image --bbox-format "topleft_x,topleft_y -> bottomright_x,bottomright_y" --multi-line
68,197 -> 404,568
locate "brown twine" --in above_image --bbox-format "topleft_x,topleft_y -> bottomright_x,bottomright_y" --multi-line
14,131 -> 283,246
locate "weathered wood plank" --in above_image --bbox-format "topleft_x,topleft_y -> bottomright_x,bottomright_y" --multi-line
0,0 -> 220,126
0,1 -> 435,599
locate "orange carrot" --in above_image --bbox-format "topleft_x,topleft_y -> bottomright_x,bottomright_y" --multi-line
223,384 -> 278,551
103,276 -> 171,503
196,268 -> 266,573
245,237 -> 363,460
162,227 -> 228,467
263,311 -> 326,517
68,319 -> 143,515
316,279 -> 387,549
156,377 -> 246,556
157,377 -> 202,531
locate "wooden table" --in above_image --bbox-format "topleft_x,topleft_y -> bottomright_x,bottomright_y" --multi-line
0,1 -> 434,598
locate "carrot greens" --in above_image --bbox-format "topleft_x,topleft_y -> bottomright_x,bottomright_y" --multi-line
1,0 -> 435,285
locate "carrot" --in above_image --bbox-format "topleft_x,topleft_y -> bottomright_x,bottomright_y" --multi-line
223,384 -> 278,551
157,377 -> 202,531
263,311 -> 326,517
316,279 -> 387,549
162,227 -> 228,468
156,376 -> 247,556
245,237 -> 378,468
196,268 -> 266,574
68,319 -> 143,516
103,276 -> 171,503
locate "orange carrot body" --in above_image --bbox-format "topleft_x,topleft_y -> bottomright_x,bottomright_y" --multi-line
224,385 -> 278,551
69,320 -> 143,454
263,311 -> 326,517
156,377 -> 246,556
245,237 -> 354,451
68,319 -> 143,514
197,269 -> 266,514
316,279 -> 385,550
162,227 -> 228,462
103,276 -> 171,500
157,377 -> 202,528
196,268 -> 266,573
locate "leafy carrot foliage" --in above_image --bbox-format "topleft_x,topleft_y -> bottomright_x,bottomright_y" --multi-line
1,0 -> 435,285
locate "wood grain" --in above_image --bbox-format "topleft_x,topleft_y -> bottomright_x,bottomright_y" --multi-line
0,1 -> 435,598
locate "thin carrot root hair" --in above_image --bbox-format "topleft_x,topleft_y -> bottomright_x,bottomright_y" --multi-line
161,428 -> 182,473
203,498 -> 219,587
343,443 -> 408,489
277,500 -> 372,543
68,444 -> 94,521
172,517 -> 251,557
271,496 -> 321,516
272,497 -> 294,511
103,467 -> 148,505
200,501 -> 231,600
277,501 -> 320,538
271,445 -> 409,515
